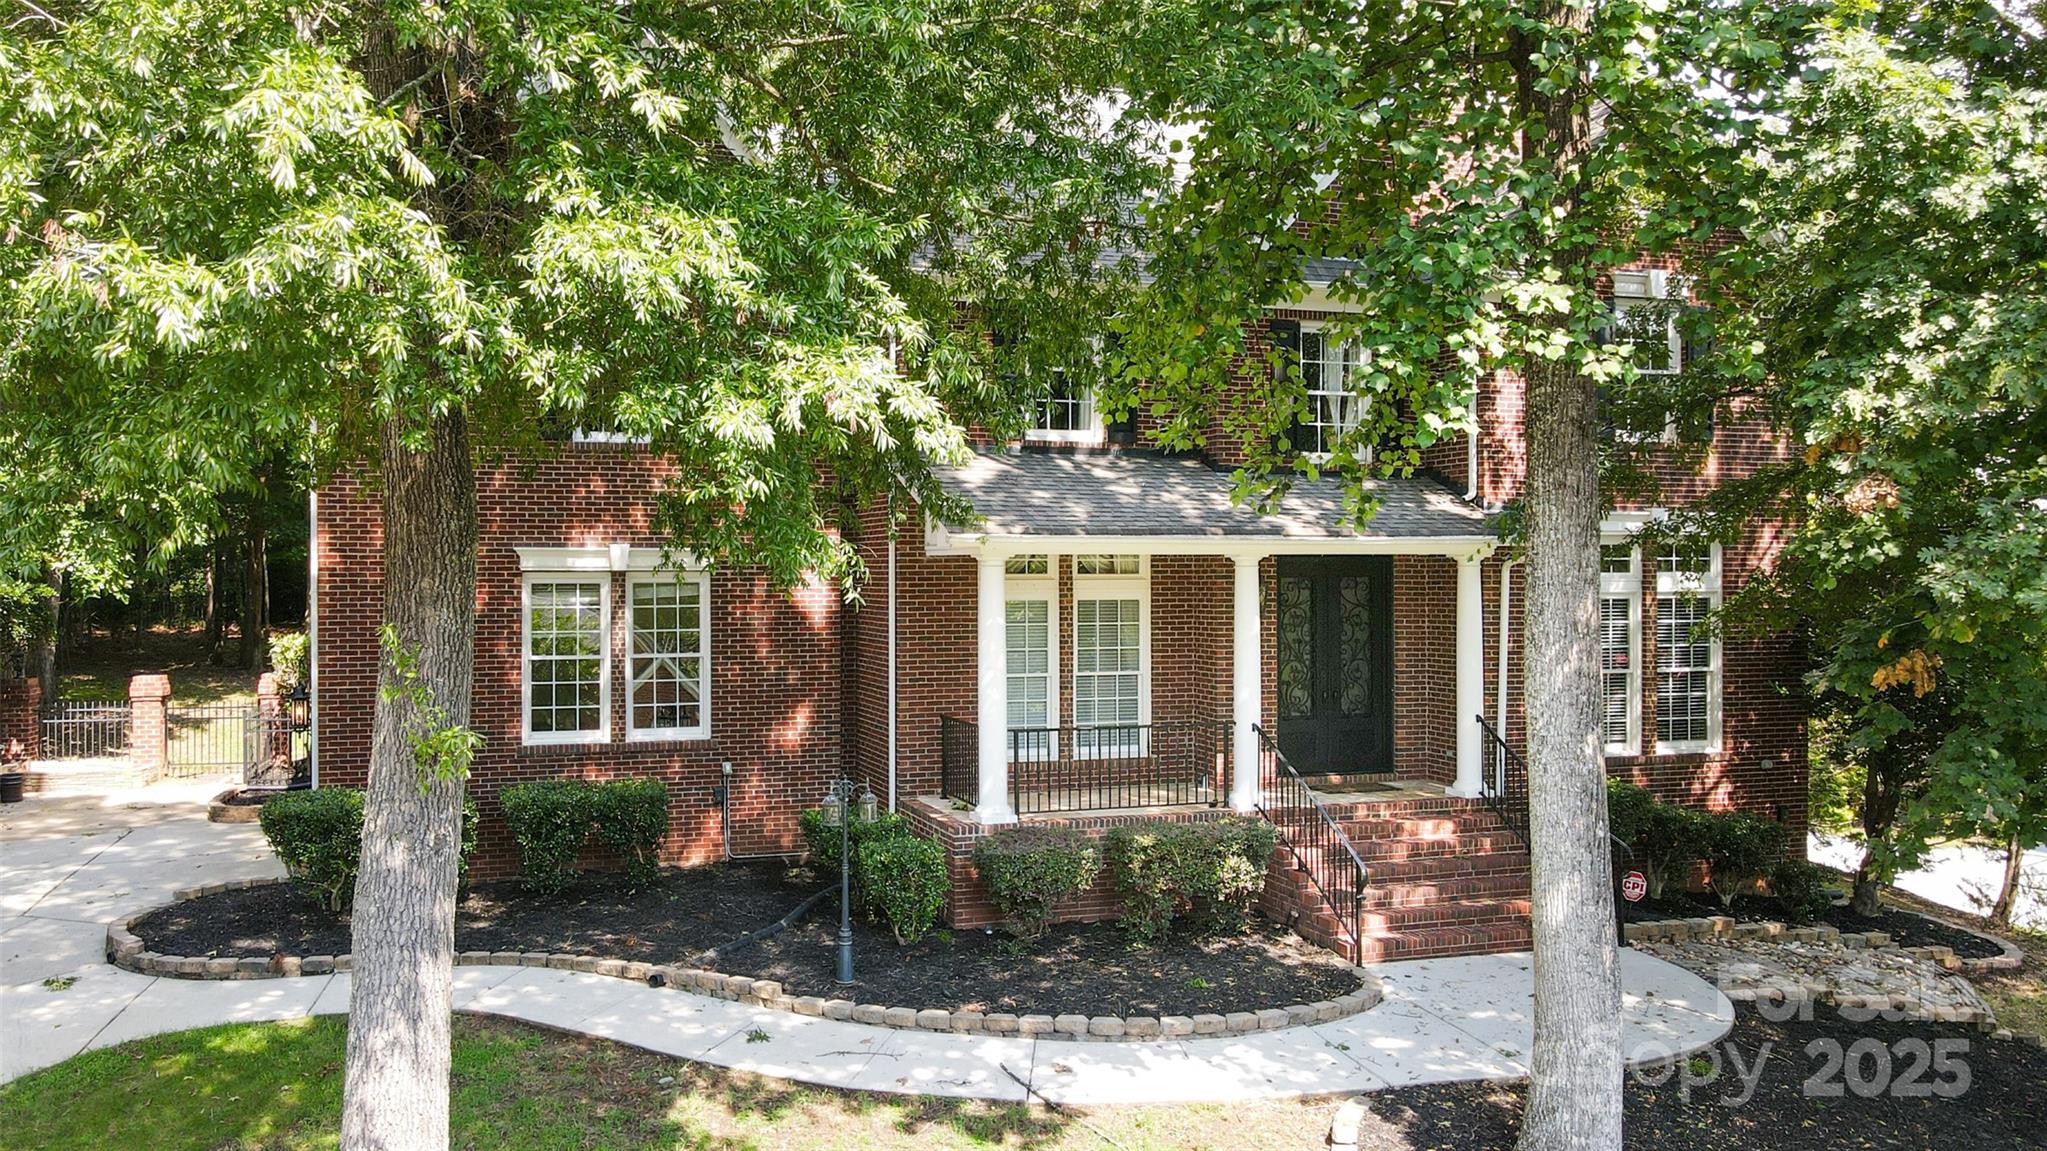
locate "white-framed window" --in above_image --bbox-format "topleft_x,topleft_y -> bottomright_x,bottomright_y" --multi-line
1655,541 -> 1722,753
1291,325 -> 1369,456
1608,269 -> 1684,377
522,576 -> 610,744
1004,554 -> 1050,576
1599,543 -> 1642,756
625,572 -> 710,741
1071,555 -> 1148,757
1005,563 -> 1057,761
1027,369 -> 1103,444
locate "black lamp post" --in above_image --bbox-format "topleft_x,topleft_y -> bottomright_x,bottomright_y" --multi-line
822,778 -> 874,986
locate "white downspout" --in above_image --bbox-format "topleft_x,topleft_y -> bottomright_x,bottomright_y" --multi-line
886,500 -> 899,812
1464,394 -> 1481,502
306,487 -> 319,789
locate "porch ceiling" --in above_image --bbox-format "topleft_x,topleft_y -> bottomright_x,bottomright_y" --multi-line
931,449 -> 1494,553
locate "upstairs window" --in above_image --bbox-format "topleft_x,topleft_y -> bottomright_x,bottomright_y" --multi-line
1607,270 -> 1683,377
1032,370 -> 1097,439
1289,327 -> 1367,456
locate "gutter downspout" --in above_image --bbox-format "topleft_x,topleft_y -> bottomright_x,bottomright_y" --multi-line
307,488 -> 319,789
1464,396 -> 1481,502
887,496 -> 899,812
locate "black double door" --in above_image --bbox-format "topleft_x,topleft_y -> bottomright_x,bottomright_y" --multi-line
1275,556 -> 1394,774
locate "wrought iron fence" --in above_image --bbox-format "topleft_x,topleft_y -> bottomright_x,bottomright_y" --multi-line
1475,714 -> 1530,850
938,718 -> 1230,815
1253,723 -> 1367,964
40,699 -> 131,759
164,703 -> 257,779
247,687 -> 313,788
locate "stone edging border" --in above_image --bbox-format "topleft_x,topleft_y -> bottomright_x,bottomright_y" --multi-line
1622,911 -> 2024,973
207,789 -> 266,824
105,878 -> 1385,1044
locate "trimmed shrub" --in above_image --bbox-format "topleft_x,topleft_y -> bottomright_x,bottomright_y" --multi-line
268,632 -> 310,692
457,792 -> 481,889
1770,859 -> 1838,925
591,778 -> 669,888
857,833 -> 949,944
801,807 -> 912,910
1639,799 -> 1708,900
1701,812 -> 1785,910
973,827 -> 1102,939
260,788 -> 364,912
501,781 -> 596,895
1605,779 -> 1658,852
1105,817 -> 1280,943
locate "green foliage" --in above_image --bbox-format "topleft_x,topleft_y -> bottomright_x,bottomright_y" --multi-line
1699,813 -> 1785,911
855,833 -> 948,945
1769,859 -> 1838,926
799,807 -> 912,902
1806,712 -> 1868,838
1104,817 -> 1278,944
1639,799 -> 1709,901
268,633 -> 309,692
259,789 -> 365,913
1605,780 -> 1660,852
590,778 -> 669,889
499,781 -> 596,896
972,827 -> 1102,939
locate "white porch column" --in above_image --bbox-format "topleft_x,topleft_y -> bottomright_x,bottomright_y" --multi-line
1230,552 -> 1264,812
1449,552 -> 1486,798
975,551 -> 1017,824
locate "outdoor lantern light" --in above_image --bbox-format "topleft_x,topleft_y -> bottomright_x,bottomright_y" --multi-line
820,788 -> 845,828
855,785 -> 879,824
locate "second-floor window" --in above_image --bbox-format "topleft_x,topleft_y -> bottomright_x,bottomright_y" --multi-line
1032,369 -> 1099,440
1287,325 -> 1367,456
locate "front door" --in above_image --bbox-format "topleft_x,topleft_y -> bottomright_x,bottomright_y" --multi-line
1275,556 -> 1393,773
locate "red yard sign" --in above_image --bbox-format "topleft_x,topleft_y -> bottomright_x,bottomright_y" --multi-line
1620,871 -> 1648,903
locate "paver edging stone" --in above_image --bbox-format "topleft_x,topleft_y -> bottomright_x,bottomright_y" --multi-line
107,877 -> 1385,1042
1621,912 -> 2023,973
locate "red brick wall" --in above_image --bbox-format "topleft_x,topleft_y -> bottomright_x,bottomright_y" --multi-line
0,677 -> 37,767
314,446 -> 844,878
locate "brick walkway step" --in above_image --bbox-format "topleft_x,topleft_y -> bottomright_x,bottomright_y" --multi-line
1355,921 -> 1535,963
1338,812 -> 1512,840
1349,833 -> 1525,864
1359,896 -> 1532,933
1363,851 -> 1533,882
1361,873 -> 1531,909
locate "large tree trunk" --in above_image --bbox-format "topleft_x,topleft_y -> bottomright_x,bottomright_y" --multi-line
35,564 -> 61,703
204,541 -> 223,664
340,410 -> 476,1151
1514,4 -> 1623,1148
241,494 -> 268,672
1990,828 -> 2024,927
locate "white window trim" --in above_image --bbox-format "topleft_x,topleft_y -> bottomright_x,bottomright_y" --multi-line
520,573 -> 613,747
1598,544 -> 1642,757
1004,570 -> 1059,760
1070,556 -> 1150,757
1654,541 -> 1723,755
1294,321 -> 1373,464
624,570 -> 712,743
1021,339 -> 1108,446
1610,269 -> 1684,379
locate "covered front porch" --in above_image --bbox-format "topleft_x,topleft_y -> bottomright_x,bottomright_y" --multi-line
924,450 -> 1501,825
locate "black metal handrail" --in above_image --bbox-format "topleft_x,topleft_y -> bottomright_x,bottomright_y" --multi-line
1252,724 -> 1368,964
1475,714 -> 1530,850
937,717 -> 1230,815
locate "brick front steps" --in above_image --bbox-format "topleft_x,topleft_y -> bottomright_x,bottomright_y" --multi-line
107,879 -> 1386,1043
1266,793 -> 1533,963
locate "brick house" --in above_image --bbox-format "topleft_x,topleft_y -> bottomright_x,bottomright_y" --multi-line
310,260 -> 1807,962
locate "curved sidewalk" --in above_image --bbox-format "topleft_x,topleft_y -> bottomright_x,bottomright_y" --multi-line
1,789 -> 1734,1102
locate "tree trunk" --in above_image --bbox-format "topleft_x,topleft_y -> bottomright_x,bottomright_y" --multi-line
1990,828 -> 2024,927
35,564 -> 61,703
1513,5 -> 1622,1149
339,410 -> 476,1151
204,542 -> 223,664
1852,746 -> 1905,916
241,495 -> 268,672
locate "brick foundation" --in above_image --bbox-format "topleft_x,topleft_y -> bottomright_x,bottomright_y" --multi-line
0,677 -> 37,767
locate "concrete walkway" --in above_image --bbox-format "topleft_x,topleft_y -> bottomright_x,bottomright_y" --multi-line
2,787 -> 1735,1102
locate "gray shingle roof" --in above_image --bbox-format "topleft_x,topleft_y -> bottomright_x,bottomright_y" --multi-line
935,450 -> 1492,541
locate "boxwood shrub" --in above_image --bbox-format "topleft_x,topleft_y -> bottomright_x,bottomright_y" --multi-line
591,778 -> 669,888
500,780 -> 597,895
1105,816 -> 1280,943
857,833 -> 948,944
259,787 -> 478,912
973,826 -> 1102,939
1640,797 -> 1709,900
1769,858 -> 1837,925
1702,811 -> 1785,910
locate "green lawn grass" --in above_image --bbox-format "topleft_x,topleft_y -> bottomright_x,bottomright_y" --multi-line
0,1015 -> 1331,1151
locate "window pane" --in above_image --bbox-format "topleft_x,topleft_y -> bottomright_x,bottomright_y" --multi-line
1600,545 -> 1635,574
1075,555 -> 1139,575
1600,596 -> 1633,748
1006,598 -> 1051,737
1074,597 -> 1141,732
628,578 -> 706,734
1292,331 -> 1367,454
527,581 -> 605,736
1656,595 -> 1713,744
1004,555 -> 1049,575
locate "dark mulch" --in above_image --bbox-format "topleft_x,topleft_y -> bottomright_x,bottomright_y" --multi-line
132,863 -> 817,963
131,863 -> 1360,1017
1626,890 -> 2005,959
727,912 -> 1360,1017
1357,1003 -> 2047,1150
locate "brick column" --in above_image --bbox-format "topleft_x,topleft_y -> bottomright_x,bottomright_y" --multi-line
128,674 -> 171,781
1,677 -> 39,767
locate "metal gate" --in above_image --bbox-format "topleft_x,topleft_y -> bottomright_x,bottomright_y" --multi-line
164,703 -> 258,779
40,700 -> 132,759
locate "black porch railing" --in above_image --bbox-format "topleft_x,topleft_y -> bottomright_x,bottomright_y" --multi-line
938,718 -> 1230,816
1252,724 -> 1367,964
1475,714 -> 1530,850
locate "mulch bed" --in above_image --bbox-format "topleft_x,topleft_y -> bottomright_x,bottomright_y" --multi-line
130,862 -> 1360,1017
1356,1003 -> 2047,1150
216,789 -> 285,808
1625,891 -> 2005,959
